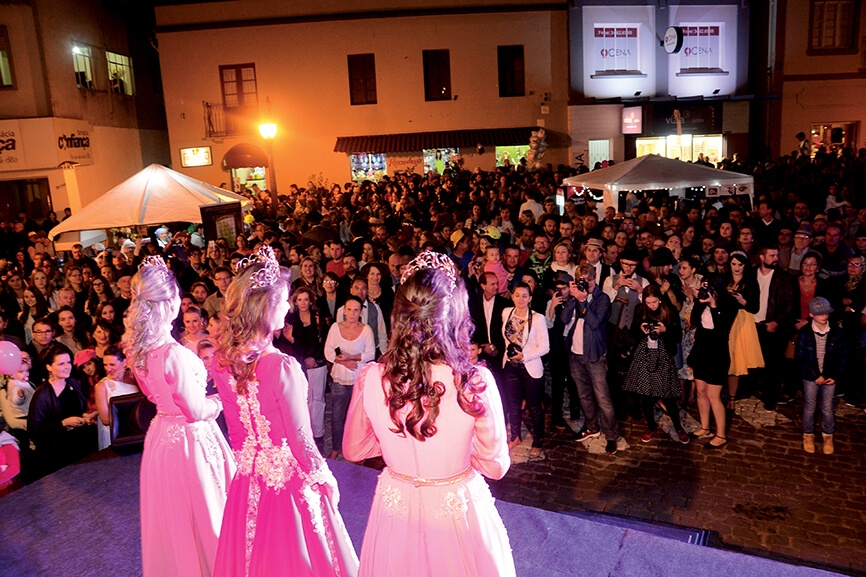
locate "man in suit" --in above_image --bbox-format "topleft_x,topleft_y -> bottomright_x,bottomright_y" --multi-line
469,272 -> 509,379
582,237 -> 612,289
754,245 -> 793,410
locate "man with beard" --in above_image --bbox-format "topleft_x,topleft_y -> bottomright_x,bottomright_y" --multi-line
753,245 -> 793,411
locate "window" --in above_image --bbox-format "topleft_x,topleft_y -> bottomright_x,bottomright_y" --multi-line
220,63 -> 258,108
0,26 -> 14,88
347,53 -> 377,105
107,51 -> 134,95
809,0 -> 858,53
497,45 -> 525,97
422,49 -> 451,101
72,41 -> 95,89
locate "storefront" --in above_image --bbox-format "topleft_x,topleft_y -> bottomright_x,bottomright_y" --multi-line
334,126 -> 539,181
629,101 -> 728,163
220,143 -> 269,192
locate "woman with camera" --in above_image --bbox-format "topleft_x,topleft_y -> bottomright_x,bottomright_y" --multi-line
501,282 -> 550,459
687,276 -> 736,449
724,251 -> 763,414
622,285 -> 689,444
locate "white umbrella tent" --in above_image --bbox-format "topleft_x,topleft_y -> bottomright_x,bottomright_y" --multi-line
562,155 -> 754,214
49,164 -> 250,242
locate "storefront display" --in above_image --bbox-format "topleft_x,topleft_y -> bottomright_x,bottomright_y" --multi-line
230,166 -> 267,193
422,148 -> 459,175
349,152 -> 387,181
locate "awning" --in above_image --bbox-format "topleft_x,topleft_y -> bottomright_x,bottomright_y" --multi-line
333,126 -> 538,153
221,143 -> 269,170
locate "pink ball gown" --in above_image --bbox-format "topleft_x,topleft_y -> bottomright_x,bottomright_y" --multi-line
344,363 -> 516,577
212,349 -> 359,577
135,341 -> 235,577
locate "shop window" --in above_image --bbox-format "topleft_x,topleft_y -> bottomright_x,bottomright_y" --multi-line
810,122 -> 859,152
348,53 -> 377,105
72,41 -> 96,89
0,26 -> 14,88
220,63 -> 258,108
498,45 -> 525,97
350,152 -> 387,181
423,49 -> 451,101
588,139 -> 611,169
107,51 -> 134,95
423,148 -> 458,175
809,1 -> 858,53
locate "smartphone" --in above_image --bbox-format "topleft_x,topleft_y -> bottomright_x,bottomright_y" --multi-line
334,347 -> 342,356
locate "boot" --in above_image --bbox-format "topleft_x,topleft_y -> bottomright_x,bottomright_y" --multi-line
803,433 -> 815,454
823,434 -> 834,455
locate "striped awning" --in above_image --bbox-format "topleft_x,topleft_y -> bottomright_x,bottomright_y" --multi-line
333,126 -> 538,153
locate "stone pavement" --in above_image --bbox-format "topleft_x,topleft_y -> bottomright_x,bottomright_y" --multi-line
487,396 -> 866,576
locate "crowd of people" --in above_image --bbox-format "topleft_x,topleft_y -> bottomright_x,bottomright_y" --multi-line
0,144 -> 864,572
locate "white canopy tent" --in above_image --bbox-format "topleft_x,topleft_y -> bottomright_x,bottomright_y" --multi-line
562,155 -> 754,214
49,164 -> 250,248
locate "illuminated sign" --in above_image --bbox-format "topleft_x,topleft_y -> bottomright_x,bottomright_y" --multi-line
180,147 -> 213,167
593,26 -> 641,75
622,106 -> 643,134
679,25 -> 724,72
664,26 -> 684,54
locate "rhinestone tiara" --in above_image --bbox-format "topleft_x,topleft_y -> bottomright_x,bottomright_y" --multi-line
400,250 -> 458,293
139,255 -> 171,281
236,245 -> 280,289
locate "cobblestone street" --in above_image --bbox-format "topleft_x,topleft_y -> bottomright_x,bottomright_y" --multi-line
487,397 -> 866,575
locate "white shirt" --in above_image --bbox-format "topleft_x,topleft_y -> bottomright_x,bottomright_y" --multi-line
482,295 -> 496,343
755,268 -> 774,323
569,294 -> 594,355
336,300 -> 388,351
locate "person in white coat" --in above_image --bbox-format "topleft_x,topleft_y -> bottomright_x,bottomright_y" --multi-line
501,282 -> 550,459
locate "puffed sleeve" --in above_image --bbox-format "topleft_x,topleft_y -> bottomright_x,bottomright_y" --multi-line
343,363 -> 382,462
469,367 -> 511,480
267,354 -> 332,484
165,345 -> 222,423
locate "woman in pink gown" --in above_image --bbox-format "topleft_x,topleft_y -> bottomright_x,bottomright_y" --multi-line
344,251 -> 515,577
212,246 -> 358,577
123,256 -> 235,577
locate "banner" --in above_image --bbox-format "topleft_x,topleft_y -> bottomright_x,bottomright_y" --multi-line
593,26 -> 639,73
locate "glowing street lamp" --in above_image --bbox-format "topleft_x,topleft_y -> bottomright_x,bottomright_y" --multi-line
258,121 -> 279,217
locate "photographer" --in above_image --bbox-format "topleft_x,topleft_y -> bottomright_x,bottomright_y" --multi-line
561,264 -> 620,455
545,272 -> 579,429
688,276 -> 737,449
622,285 -> 689,445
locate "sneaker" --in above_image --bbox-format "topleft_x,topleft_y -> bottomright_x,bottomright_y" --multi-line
640,430 -> 655,443
605,439 -> 618,455
676,429 -> 690,445
574,428 -> 601,441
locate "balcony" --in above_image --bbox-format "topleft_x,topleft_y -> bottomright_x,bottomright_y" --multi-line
203,101 -> 258,138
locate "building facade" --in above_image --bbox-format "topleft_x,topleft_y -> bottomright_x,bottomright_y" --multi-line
0,0 -> 169,223
154,0 -> 570,191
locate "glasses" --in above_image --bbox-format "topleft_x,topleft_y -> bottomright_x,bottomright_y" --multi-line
92,282 -> 104,287
32,329 -> 53,335
323,280 -> 337,285
794,234 -> 812,239
848,262 -> 864,268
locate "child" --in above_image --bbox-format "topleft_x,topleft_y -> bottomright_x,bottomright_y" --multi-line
3,357 -> 35,432
483,243 -> 509,295
469,341 -> 489,369
180,305 -> 209,353
794,297 -> 847,455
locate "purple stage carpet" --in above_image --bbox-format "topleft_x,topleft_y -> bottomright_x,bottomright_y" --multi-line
0,451 -> 846,577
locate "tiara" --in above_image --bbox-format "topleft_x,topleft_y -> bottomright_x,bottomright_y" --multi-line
236,245 -> 280,289
400,250 -> 458,293
139,255 -> 171,281
729,250 -> 749,260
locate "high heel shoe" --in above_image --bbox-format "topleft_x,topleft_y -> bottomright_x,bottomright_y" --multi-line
689,428 -> 713,440
704,436 -> 728,449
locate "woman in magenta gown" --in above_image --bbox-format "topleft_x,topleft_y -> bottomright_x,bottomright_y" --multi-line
344,251 -> 515,577
212,245 -> 358,577
123,256 -> 235,577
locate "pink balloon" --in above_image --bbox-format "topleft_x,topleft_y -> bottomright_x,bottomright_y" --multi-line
0,341 -> 23,375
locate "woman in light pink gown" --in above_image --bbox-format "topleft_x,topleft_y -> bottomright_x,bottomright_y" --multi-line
212,246 -> 358,577
123,256 -> 235,577
344,251 -> 516,577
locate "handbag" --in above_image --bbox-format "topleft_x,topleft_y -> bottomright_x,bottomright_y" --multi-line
784,339 -> 796,360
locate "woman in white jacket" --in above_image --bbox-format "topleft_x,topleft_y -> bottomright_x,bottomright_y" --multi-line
501,282 -> 550,459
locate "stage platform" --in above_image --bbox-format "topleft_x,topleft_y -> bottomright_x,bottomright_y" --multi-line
0,451 -> 845,577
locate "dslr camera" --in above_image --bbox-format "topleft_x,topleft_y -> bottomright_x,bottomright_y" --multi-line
647,322 -> 660,340
506,342 -> 523,358
575,278 -> 589,293
697,282 -> 714,301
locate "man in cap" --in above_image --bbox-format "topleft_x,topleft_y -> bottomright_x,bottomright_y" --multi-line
583,237 -> 612,288
450,228 -> 474,273
788,222 -> 814,274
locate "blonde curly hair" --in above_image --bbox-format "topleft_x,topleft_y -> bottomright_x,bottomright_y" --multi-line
121,264 -> 181,374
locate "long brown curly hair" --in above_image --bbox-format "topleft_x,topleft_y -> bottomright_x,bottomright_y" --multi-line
380,266 -> 485,441
213,262 -> 291,395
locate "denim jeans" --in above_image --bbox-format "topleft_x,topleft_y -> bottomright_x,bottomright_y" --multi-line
802,380 -> 835,435
306,365 -> 328,439
330,383 -> 354,453
569,353 -> 618,440
501,362 -> 545,448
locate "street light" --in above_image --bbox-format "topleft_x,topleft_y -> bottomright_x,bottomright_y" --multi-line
258,121 -> 279,218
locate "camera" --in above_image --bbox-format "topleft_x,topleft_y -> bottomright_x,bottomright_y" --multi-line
697,282 -> 713,301
506,343 -> 523,358
647,322 -> 660,340
575,278 -> 589,292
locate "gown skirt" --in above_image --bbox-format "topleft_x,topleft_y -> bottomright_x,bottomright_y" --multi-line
728,310 -> 764,375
